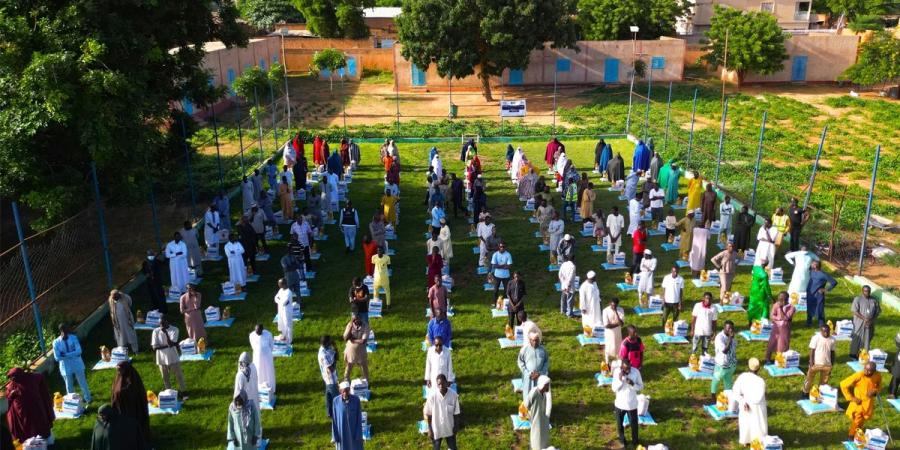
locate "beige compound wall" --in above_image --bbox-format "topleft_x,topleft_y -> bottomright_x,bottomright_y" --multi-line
740,34 -> 859,82
393,39 -> 686,90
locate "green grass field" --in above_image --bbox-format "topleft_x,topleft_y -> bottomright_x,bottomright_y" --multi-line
48,139 -> 898,449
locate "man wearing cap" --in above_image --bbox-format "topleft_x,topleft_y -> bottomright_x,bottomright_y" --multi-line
425,374 -> 460,450
612,357 -> 643,447
732,358 -> 768,446
579,271 -> 602,330
558,259 -> 577,318
332,381 -> 363,450
556,233 -> 575,264
518,332 -> 549,405
526,375 -> 551,450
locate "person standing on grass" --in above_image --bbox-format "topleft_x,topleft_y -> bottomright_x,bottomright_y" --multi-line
181,220 -> 203,278
224,233 -> 247,288
711,243 -> 739,302
661,266 -> 684,326
700,183 -> 717,228
691,292 -> 718,355
733,358 -> 768,446
449,173 -> 464,218
506,271 -> 527,328
340,201 -> 360,253
601,298 -> 625,362
381,189 -> 398,227
888,333 -> 900,398
278,176 -> 294,221
342,316 -> 370,382
151,316 -> 187,396
424,338 -> 455,389
110,361 -> 150,446
348,277 -> 370,325
805,261 -> 836,328
427,309 -> 453,349
108,289 -> 138,354
274,278 -> 294,344
754,218 -> 778,270
840,361 -> 882,439
427,249 -> 444,290
142,250 -> 167,314
606,207 -> 625,263
369,213 -> 388,254
612,358 -> 643,448
624,170 -> 640,202
802,325 -> 835,399
765,292 -> 796,365
429,276 -> 450,319
649,182 -> 665,228
748,261 -> 773,327
226,391 -> 262,450
619,325 -> 645,370
558,259 -> 576,318
711,320 -> 737,401
295,151 -> 309,192
318,336 -> 339,419
526,376 -> 551,450
90,403 -> 144,450
580,181 -> 596,220
250,324 -> 276,393
362,235 -> 378,276
518,331 -> 549,405
785,245 -> 817,296
52,323 -> 92,404
676,211 -> 695,262
719,195 -> 734,244
490,241 -> 512,303
237,216 -> 258,277
425,373 -> 460,450
850,285 -> 881,358
627,192 -> 642,236
332,381 -> 364,450
249,205 -> 268,255
439,218 -> 453,265
637,250 -> 656,306
233,352 -> 259,418
179,283 -> 207,344
165,232 -> 190,294
214,190 -> 232,231
579,270 -> 602,330
631,221 -> 647,276
371,246 -> 392,309
556,234 -> 575,264
547,211 -> 564,264
689,222 -> 710,278
787,198 -> 808,252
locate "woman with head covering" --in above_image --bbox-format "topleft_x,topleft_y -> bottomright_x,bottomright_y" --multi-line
91,404 -> 143,450
233,352 -> 262,432
227,391 -> 262,450
4,368 -> 54,444
108,289 -> 138,354
110,361 -> 149,445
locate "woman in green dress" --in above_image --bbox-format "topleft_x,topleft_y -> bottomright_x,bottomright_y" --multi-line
747,262 -> 773,328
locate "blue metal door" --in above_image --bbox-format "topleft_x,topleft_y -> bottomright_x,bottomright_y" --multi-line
604,58 -> 619,83
791,56 -> 808,82
347,57 -> 357,77
411,64 -> 426,86
227,68 -> 236,96
508,69 -> 523,85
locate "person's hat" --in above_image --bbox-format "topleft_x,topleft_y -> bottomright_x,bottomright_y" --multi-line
537,375 -> 551,390
644,249 -> 652,256
687,210 -> 695,216
477,174 -> 483,178
338,381 -> 350,391
748,357 -> 760,371
440,218 -> 446,224
587,270 -> 596,279
563,234 -> 572,241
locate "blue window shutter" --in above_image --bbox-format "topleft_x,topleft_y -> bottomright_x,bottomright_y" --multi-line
411,63 -> 426,86
347,57 -> 357,76
604,58 -> 619,82
227,68 -> 236,96
651,56 -> 665,70
508,69 -> 524,85
556,58 -> 571,72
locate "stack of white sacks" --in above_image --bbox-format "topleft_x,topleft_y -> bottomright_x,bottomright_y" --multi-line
869,349 -> 888,371
351,379 -> 370,398
782,350 -> 800,368
648,295 -> 664,309
62,393 -> 83,415
865,429 -> 889,450
835,320 -> 854,338
179,339 -> 196,356
146,310 -> 162,327
636,394 -> 650,416
613,252 -> 626,266
205,306 -> 221,322
673,320 -> 689,337
259,383 -> 274,406
23,436 -> 48,450
111,347 -> 129,364
158,389 -> 178,409
368,299 -> 383,316
700,354 -> 716,373
762,435 -> 783,450
770,268 -> 783,283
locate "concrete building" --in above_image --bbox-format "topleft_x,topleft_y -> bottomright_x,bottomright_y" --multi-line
363,7 -> 401,48
683,0 -> 824,36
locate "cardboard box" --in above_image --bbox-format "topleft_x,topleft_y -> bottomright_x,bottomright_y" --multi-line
204,306 -> 221,322
179,339 -> 197,356
146,310 -> 162,327
221,282 -> 236,296
111,346 -> 129,363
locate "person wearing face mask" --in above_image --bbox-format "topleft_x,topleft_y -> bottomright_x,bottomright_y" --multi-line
165,232 -> 190,294
142,250 -> 167,313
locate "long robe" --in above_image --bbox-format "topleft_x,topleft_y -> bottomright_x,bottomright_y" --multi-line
599,144 -> 612,173
689,227 -> 710,271
91,406 -> 143,450
517,344 -> 549,404
701,190 -> 717,225
627,198 -> 641,235
439,225 -> 453,262
349,141 -> 360,166
632,141 -> 651,172
657,161 -> 672,192
518,172 -> 537,199
111,296 -> 138,351
511,149 -> 524,181
579,281 -> 602,329
544,139 -> 561,166
203,210 -> 220,249
601,306 -> 625,359
840,371 -> 882,433
250,330 -> 276,392
665,168 -> 682,205
225,241 -> 247,287
233,363 -> 259,408
179,291 -> 207,342
754,226 -> 778,267
165,240 -> 190,293
274,288 -> 293,344
279,183 -> 293,220
241,181 -> 255,213
785,250 -> 817,294
649,154 -> 663,182
624,172 -> 639,200
4,368 -> 54,443
527,387 -> 551,450
732,372 -> 768,445
733,212 -> 755,252
686,178 -> 703,211
748,265 -> 772,323
181,227 -> 204,274
767,303 -> 795,353
362,240 -> 378,276
676,217 -> 695,258
313,136 -> 325,166
332,395 -> 363,450
607,155 -> 625,182
850,295 -> 881,355
226,399 -> 261,450
580,189 -> 595,219
431,154 -> 443,181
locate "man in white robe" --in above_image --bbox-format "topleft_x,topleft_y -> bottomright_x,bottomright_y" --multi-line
274,278 -> 293,344
510,147 -> 524,182
326,172 -> 340,214
281,166 -> 294,193
424,336 -> 455,388
732,357 -> 768,445
579,271 -> 602,329
754,219 -> 778,269
224,234 -> 247,288
165,232 -> 190,293
282,143 -> 296,169
785,245 -> 818,294
602,297 -> 626,361
233,351 -> 262,426
250,324 -> 276,392
527,376 -> 551,450
431,153 -> 443,182
627,196 -> 642,235
242,177 -> 255,214
476,216 -> 495,267
637,250 -> 656,304
203,204 -> 221,251
180,221 -> 203,277
689,224 -> 710,275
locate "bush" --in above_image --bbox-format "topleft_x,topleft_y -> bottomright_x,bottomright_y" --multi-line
824,96 -> 867,108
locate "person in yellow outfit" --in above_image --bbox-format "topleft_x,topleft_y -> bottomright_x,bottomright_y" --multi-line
840,361 -> 882,438
686,172 -> 704,212
771,207 -> 790,247
371,245 -> 392,307
381,190 -> 398,227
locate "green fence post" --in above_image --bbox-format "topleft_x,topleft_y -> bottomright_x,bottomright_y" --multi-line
857,144 -> 881,276
662,82 -> 673,153
686,88 -> 698,169
749,111 -> 767,211
713,98 -> 729,185
803,125 -> 828,210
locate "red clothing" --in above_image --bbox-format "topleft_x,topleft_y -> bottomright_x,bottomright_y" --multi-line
618,336 -> 645,369
5,368 -> 54,443
312,137 -> 324,165
363,240 -> 378,276
545,139 -> 560,166
340,142 -> 350,167
632,229 -> 647,254
426,253 -> 444,289
292,135 -> 305,161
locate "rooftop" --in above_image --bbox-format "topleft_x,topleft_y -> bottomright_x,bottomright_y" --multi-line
362,7 -> 402,19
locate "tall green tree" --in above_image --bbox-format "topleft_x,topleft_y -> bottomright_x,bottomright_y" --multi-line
577,0 -> 688,41
840,31 -> 900,86
701,5 -> 788,87
0,0 -> 246,226
239,0 -> 304,32
293,0 -> 373,38
397,0 -> 579,101
312,48 -> 348,93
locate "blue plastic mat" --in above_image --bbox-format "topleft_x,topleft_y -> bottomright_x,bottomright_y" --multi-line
678,367 -> 713,380
622,413 -> 657,426
653,333 -> 688,345
205,318 -> 235,328
634,306 -> 663,316
148,401 -> 182,415
180,349 -> 214,362
692,279 -> 720,288
498,338 -> 523,349
92,358 -> 131,371
739,330 -> 770,341
797,399 -> 841,415
577,334 -> 604,346
764,364 -> 804,377
616,282 -> 638,291
704,404 -> 737,420
594,372 -> 613,386
602,263 -> 627,271
219,292 -> 248,302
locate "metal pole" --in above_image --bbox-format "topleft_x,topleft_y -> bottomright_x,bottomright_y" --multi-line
552,69 -> 558,135
148,182 -> 162,251
269,80 -> 279,152
11,201 -> 47,354
857,144 -> 881,276
721,29 -> 729,109
803,125 -> 828,209
179,110 -> 197,216
90,162 -> 114,289
749,111 -> 768,211
392,46 -> 400,136
500,89 -> 505,136
625,69 -> 635,135
211,105 -> 224,190
686,88 -> 698,168
253,86 -> 264,164
235,101 -> 246,174
663,81 -> 673,153
280,33 -> 292,131
713,98 -> 729,185
642,66 -> 653,140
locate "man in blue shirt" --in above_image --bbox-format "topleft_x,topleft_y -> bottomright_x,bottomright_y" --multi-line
427,309 -> 453,349
52,323 -> 91,403
491,241 -> 513,304
805,261 -> 837,328
431,202 -> 446,235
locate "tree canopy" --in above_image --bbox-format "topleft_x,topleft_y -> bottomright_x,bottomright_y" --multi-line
840,31 -> 900,86
0,0 -> 246,226
397,0 -> 579,101
577,0 -> 688,41
239,0 -> 304,32
313,49 -> 348,92
293,0 -> 373,38
701,5 -> 788,86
